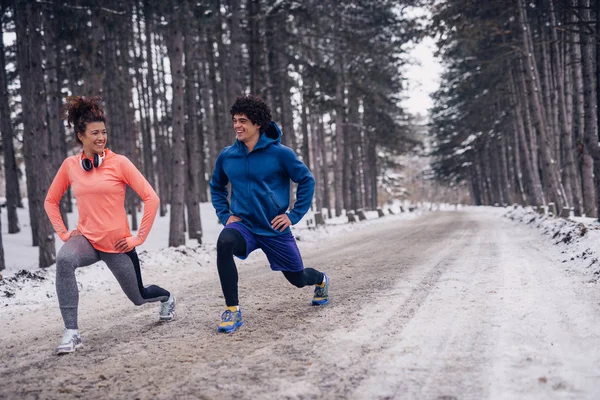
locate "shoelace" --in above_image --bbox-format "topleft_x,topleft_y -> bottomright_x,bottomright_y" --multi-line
221,310 -> 233,322
160,300 -> 172,315
61,332 -> 77,345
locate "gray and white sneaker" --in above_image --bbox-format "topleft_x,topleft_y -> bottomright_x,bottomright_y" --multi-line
159,294 -> 176,322
56,329 -> 83,355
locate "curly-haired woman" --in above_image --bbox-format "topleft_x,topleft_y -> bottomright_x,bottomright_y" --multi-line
210,95 -> 330,333
44,96 -> 176,354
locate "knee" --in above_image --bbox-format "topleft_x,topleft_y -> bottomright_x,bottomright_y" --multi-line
284,272 -> 306,288
56,251 -> 77,271
217,230 -> 238,252
131,298 -> 145,306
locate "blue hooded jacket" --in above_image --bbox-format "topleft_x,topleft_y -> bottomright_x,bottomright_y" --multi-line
209,121 -> 315,237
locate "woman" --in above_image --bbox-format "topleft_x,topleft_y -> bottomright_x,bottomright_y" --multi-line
44,96 -> 176,355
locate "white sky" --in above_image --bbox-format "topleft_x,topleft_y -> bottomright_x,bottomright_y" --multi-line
401,36 -> 443,117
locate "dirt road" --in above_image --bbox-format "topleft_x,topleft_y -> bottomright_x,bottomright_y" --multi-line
2,210 -> 600,399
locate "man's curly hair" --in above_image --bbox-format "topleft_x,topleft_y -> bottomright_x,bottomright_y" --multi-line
230,95 -> 272,131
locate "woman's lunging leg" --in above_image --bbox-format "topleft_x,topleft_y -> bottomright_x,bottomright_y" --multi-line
55,236 -> 101,329
101,249 -> 170,305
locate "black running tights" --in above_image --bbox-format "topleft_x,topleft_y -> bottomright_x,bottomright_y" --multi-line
216,228 -> 324,306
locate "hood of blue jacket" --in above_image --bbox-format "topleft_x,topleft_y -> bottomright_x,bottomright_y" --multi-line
233,121 -> 282,153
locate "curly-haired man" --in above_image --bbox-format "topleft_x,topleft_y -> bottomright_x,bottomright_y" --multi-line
209,95 -> 329,333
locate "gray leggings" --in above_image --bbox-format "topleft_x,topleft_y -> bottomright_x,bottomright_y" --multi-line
56,235 -> 170,329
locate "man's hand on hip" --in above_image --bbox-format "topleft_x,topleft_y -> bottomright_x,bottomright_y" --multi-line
226,215 -> 242,225
271,214 -> 292,232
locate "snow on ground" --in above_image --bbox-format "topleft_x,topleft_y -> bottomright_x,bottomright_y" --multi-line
2,202 -> 600,398
3,201 -> 600,312
504,205 -> 600,281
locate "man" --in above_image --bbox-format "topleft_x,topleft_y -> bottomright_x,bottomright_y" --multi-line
210,95 -> 329,333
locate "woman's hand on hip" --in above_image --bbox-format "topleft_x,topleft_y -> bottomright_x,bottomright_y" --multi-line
69,229 -> 82,238
115,238 -> 132,253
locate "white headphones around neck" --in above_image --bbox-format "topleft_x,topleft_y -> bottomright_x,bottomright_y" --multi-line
80,150 -> 106,171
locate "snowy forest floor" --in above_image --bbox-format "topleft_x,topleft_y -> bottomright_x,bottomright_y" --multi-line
1,204 -> 600,399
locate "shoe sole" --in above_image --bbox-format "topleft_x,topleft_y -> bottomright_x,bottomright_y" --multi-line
312,298 -> 329,306
217,321 -> 243,333
56,343 -> 83,355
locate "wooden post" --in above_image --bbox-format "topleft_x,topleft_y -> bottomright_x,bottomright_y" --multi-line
356,209 -> 366,221
559,207 -> 571,218
314,211 -> 325,225
347,210 -> 356,223
377,208 -> 384,217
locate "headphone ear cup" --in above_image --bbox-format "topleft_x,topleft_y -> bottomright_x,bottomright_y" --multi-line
81,158 -> 93,171
93,153 -> 100,168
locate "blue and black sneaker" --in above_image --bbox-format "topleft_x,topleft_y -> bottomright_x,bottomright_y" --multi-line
312,274 -> 329,306
217,306 -> 243,333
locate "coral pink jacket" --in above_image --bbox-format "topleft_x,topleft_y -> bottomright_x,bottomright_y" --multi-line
44,150 -> 159,253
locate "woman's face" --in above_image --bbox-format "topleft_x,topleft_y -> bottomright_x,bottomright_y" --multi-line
78,122 -> 107,154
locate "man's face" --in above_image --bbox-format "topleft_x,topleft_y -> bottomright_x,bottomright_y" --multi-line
232,113 -> 261,144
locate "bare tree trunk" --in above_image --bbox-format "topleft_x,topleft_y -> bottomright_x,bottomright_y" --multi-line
14,0 -> 56,267
154,31 -> 170,217
518,0 -> 566,210
195,67 -> 208,203
0,12 -> 20,233
184,24 -> 203,243
144,4 -> 166,215
499,133 -> 512,205
579,0 -> 600,218
0,206 -> 4,271
562,2 -> 583,215
227,0 -> 244,99
81,12 -> 105,96
568,0 -> 593,216
333,52 -> 345,216
134,4 -> 156,190
199,32 -> 217,176
539,26 -> 558,160
318,116 -> 332,218
511,117 -> 528,204
348,89 -> 362,211
206,27 -> 226,153
300,88 -> 310,166
547,0 -> 578,211
247,0 -> 265,98
510,66 -> 543,204
166,9 -> 186,247
309,111 -> 322,212
43,3 -> 69,230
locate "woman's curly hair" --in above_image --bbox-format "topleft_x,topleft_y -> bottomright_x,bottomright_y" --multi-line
230,95 -> 272,131
62,96 -> 106,144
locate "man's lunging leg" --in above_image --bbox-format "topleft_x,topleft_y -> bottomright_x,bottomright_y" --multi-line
216,228 -> 247,333
283,269 -> 330,306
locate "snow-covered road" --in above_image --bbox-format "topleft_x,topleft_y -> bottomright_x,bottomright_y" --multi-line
1,210 -> 599,399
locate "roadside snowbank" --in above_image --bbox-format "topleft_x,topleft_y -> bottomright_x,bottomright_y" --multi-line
504,206 -> 600,281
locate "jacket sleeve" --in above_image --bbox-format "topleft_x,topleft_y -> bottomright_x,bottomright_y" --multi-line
209,151 -> 232,225
280,147 -> 315,225
44,159 -> 72,242
119,157 -> 159,248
